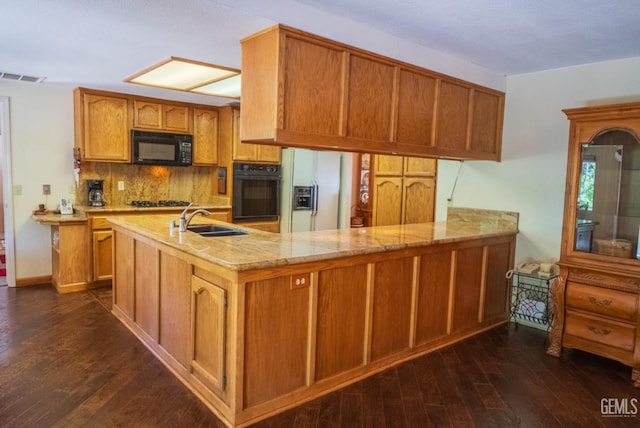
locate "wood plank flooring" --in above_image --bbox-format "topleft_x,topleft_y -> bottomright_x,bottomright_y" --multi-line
0,284 -> 638,427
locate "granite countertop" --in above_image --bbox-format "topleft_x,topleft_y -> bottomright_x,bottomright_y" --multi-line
32,202 -> 232,224
108,208 -> 519,272
76,203 -> 231,213
31,212 -> 88,224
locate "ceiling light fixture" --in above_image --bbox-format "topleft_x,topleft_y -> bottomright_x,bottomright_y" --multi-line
124,56 -> 241,99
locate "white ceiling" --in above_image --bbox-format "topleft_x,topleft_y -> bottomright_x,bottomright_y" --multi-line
2,0 -> 640,106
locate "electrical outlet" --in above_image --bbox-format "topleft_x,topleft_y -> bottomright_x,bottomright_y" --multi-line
43,184 -> 51,195
117,181 -> 125,191
13,184 -> 22,196
290,272 -> 311,290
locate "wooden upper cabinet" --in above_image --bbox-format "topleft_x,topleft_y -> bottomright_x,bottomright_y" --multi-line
231,106 -> 281,163
74,89 -> 131,162
133,100 -> 191,133
193,107 -> 219,165
375,154 -> 404,176
404,156 -> 436,176
240,24 -> 504,161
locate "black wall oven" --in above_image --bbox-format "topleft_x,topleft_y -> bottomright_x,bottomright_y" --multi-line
232,163 -> 281,222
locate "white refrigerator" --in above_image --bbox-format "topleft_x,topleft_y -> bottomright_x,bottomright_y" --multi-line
280,148 -> 352,233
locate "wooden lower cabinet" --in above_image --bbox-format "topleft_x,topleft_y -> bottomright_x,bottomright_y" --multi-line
92,229 -> 112,281
111,225 -> 515,426
49,221 -> 91,293
548,265 -> 640,384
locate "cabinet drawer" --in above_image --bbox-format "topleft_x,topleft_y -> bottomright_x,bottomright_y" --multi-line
92,217 -> 111,230
566,282 -> 637,322
564,311 -> 635,352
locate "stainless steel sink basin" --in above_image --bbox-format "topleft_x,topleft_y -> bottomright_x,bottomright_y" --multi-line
187,224 -> 248,237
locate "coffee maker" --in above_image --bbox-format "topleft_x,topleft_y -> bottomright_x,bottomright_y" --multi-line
87,179 -> 105,207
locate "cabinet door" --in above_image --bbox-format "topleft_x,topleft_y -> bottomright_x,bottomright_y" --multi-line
372,176 -> 402,226
257,144 -> 282,163
396,69 -> 437,147
133,100 -> 162,129
113,231 -> 135,319
231,107 -> 257,161
243,276 -> 309,407
92,230 -> 113,281
163,104 -> 191,132
452,246 -> 484,332
232,107 -> 281,162
469,89 -> 502,157
435,81 -> 471,153
346,55 -> 395,142
191,275 -> 227,392
402,177 -> 435,224
283,36 -> 344,136
483,241 -> 512,322
81,93 -> 130,161
403,157 -> 436,177
374,155 -> 404,176
416,250 -> 452,344
159,252 -> 191,369
193,107 -> 219,165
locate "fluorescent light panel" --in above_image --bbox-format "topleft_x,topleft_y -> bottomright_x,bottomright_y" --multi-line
192,74 -> 241,98
125,57 -> 241,99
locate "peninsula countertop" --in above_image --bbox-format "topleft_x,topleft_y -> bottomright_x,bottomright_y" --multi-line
108,207 -> 519,271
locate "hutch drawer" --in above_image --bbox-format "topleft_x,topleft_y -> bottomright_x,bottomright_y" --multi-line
564,311 -> 635,352
566,282 -> 637,322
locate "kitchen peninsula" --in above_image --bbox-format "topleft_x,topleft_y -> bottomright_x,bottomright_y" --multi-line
109,207 -> 517,427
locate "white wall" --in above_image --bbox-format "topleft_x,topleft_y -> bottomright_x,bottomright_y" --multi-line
436,56 -> 640,263
0,81 -> 76,280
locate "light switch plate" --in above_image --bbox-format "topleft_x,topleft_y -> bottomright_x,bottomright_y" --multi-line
118,181 -> 125,191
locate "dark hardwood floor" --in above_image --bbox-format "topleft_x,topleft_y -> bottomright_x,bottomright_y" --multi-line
0,284 -> 638,427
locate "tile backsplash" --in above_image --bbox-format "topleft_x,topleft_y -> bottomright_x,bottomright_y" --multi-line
77,162 -> 226,206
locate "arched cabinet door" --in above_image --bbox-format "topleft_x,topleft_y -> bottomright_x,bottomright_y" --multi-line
191,275 -> 227,394
372,176 -> 402,226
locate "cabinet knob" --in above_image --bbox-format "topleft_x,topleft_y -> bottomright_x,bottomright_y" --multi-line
196,287 -> 206,295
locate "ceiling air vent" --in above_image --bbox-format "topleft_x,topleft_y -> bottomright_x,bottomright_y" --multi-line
0,71 -> 46,83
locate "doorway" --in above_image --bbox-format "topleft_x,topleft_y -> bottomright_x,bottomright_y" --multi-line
0,96 -> 16,287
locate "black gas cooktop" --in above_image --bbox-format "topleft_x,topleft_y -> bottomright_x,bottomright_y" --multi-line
130,200 -> 191,207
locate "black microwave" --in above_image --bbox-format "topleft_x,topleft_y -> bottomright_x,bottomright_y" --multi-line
131,130 -> 193,166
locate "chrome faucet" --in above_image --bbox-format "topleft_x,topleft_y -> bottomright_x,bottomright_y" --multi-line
178,203 -> 212,232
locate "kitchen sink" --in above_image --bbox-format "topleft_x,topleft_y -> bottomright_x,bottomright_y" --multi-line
187,224 -> 248,237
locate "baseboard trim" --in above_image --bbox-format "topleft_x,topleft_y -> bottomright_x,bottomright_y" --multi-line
16,275 -> 52,287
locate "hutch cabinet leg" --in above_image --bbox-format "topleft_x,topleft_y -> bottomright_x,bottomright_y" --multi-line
546,274 -> 566,357
632,369 -> 640,388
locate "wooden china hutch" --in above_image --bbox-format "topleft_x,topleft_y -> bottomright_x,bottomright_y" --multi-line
548,102 -> 640,387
